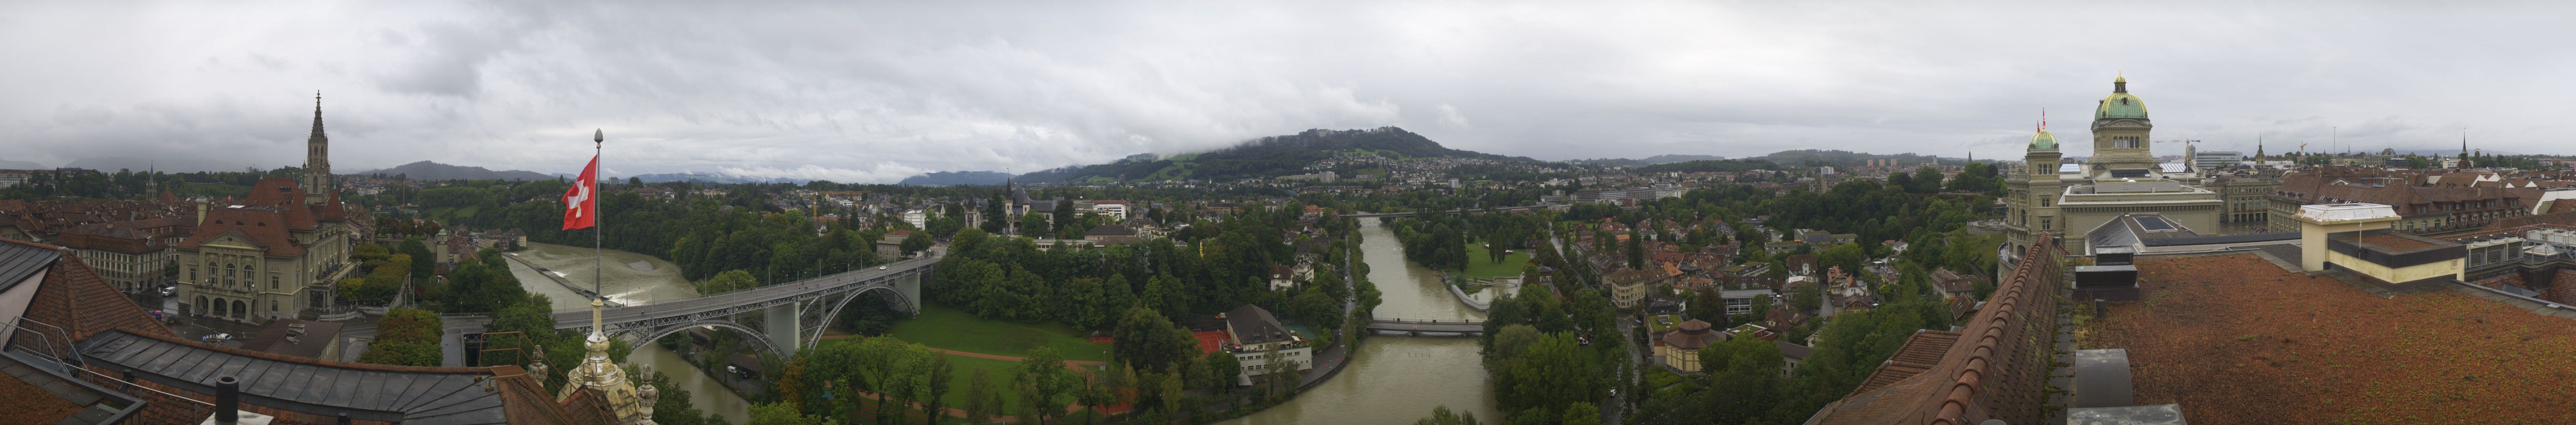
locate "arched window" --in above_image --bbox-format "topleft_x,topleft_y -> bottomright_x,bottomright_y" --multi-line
212,299 -> 226,315
233,300 -> 247,318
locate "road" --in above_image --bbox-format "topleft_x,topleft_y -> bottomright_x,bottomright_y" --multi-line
438,254 -> 941,334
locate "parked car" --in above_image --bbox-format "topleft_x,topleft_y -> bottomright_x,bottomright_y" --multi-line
878,265 -> 887,270
158,286 -> 176,297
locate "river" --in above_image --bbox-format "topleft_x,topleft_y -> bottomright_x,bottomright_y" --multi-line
1219,219 -> 1501,424
504,242 -> 751,424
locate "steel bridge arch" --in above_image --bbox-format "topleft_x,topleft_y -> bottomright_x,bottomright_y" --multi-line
799,283 -> 919,351
619,319 -> 792,359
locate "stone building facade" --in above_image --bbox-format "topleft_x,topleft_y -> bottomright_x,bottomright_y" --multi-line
2005,76 -> 2223,258
172,98 -> 358,323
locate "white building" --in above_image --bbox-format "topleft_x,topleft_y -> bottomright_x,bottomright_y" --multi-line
2192,151 -> 2242,171
902,209 -> 928,230
1221,304 -> 1314,385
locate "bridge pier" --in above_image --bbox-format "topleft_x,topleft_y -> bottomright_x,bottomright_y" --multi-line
766,303 -> 800,355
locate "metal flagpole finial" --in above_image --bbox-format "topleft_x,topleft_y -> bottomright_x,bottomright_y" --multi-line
594,129 -> 604,144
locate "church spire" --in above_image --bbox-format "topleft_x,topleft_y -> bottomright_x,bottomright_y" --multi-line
310,91 -> 325,141
302,91 -> 332,205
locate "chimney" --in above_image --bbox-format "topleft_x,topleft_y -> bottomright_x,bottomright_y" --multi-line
202,374 -> 277,425
196,200 -> 208,226
215,375 -> 239,424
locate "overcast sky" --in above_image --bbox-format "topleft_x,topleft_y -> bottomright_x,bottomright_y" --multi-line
4,2 -> 2569,181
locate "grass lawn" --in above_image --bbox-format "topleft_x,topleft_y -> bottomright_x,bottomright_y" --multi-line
814,338 -> 1079,421
1461,244 -> 1531,279
889,304 -> 1111,361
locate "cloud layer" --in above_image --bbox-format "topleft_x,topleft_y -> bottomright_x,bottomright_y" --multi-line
3,2 -> 2568,181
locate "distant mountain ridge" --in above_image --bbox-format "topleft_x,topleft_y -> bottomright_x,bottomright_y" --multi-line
898,171 -> 1013,186
1568,154 -> 1728,167
629,172 -> 805,185
359,161 -> 554,181
1017,127 -> 1535,182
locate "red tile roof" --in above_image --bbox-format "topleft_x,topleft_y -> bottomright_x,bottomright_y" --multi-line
1807,233 -> 2067,425
0,237 -> 173,351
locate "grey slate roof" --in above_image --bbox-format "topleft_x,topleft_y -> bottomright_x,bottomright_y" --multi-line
1224,304 -> 1292,344
0,239 -> 59,293
77,330 -> 512,424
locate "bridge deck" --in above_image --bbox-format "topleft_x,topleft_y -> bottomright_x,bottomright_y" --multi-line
442,255 -> 940,334
1365,319 -> 1485,333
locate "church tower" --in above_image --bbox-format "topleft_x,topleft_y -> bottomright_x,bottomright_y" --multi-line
302,92 -> 332,205
2086,75 -> 2158,178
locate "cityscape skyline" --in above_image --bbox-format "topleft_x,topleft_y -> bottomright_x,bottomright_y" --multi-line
4,2 -> 2569,182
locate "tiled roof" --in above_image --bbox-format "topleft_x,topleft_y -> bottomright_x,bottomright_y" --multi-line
2,238 -> 172,351
1224,304 -> 1292,344
77,329 -> 572,425
1807,232 -> 2066,425
1851,330 -> 1961,395
0,238 -> 57,293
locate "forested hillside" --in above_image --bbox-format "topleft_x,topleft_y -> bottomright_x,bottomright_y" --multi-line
1018,127 -> 1534,183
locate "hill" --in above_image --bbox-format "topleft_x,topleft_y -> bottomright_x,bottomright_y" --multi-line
1631,159 -> 1783,174
1754,149 -> 1968,168
1018,127 -> 1534,182
360,161 -> 555,181
898,171 -> 1012,186
630,172 -> 805,185
64,156 -> 252,173
1568,154 -> 1728,167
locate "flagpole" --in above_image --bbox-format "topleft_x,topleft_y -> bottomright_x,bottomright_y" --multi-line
593,129 -> 604,304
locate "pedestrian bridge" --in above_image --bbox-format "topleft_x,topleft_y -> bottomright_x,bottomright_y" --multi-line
1367,318 -> 1485,337
438,254 -> 938,365
1342,205 -> 1547,219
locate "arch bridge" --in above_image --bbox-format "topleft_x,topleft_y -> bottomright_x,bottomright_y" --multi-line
438,255 -> 938,365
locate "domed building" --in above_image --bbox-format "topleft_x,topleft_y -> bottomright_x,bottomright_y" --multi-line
2002,76 -> 2225,261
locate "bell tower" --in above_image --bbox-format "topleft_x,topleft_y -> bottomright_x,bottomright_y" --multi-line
302,92 -> 332,205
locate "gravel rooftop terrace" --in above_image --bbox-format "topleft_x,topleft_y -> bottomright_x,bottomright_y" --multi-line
2084,253 -> 2576,424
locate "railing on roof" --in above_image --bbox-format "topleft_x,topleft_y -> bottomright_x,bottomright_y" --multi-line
2,316 -> 75,364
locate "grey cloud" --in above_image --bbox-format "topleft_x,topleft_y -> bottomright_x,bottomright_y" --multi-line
1,1 -> 2569,179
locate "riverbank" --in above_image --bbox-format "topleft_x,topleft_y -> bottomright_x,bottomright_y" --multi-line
1216,219 -> 1498,424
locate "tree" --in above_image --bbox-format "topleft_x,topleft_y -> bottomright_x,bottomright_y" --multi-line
357,307 -> 443,366
852,338 -> 915,425
899,233 -> 934,256
1625,230 -> 1645,270
1015,347 -> 1076,425
1204,349 -> 1241,394
398,237 -> 436,283
962,367 -> 994,424
1562,402 -> 1602,425
1286,287 -> 1343,330
1111,306 -> 1197,371
747,402 -> 841,425
1414,405 -> 1485,425
697,269 -> 758,295
1075,373 -> 1116,425
923,354 -> 956,425
1492,332 -> 1601,420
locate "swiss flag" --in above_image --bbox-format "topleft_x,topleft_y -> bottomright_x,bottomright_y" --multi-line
562,154 -> 599,230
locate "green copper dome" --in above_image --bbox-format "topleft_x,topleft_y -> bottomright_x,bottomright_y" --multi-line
2030,129 -> 2058,150
2097,76 -> 2148,119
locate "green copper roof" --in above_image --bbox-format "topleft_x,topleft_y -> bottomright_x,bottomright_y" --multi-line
2097,92 -> 2147,119
2098,75 -> 2147,119
2030,129 -> 2058,150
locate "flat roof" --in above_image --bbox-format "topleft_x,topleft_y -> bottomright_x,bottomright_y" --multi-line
2295,203 -> 2399,222
78,330 -> 512,424
2086,253 -> 2576,423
